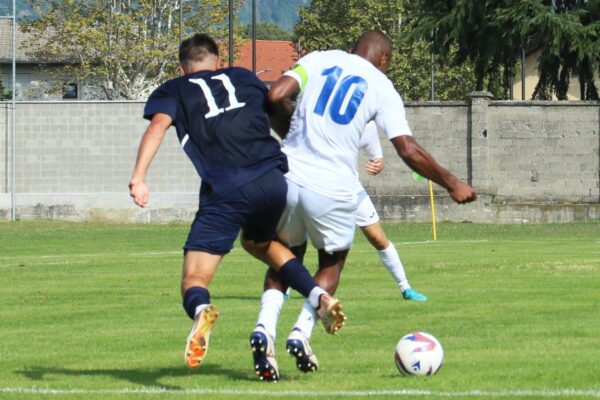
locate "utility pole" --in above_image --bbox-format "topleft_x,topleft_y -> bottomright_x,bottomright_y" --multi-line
228,0 -> 234,67
252,0 -> 256,73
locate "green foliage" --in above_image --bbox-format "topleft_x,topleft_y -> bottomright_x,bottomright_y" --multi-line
293,0 -> 475,100
0,74 -> 11,100
241,22 -> 292,40
21,0 -> 243,100
410,0 -> 600,100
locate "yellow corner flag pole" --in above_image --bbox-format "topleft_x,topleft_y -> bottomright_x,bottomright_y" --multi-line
428,180 -> 437,241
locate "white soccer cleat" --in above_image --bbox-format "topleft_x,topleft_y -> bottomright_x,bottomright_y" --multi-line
249,325 -> 279,381
184,304 -> 219,368
317,293 -> 346,335
286,329 -> 319,373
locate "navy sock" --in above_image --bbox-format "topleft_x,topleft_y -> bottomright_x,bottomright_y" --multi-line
278,258 -> 318,298
183,287 -> 210,320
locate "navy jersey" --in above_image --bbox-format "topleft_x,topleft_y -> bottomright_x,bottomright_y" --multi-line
144,67 -> 287,199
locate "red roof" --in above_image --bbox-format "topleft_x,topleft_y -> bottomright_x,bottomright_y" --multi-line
233,40 -> 299,83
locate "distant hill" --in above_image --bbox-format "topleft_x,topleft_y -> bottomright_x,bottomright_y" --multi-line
238,0 -> 310,31
0,0 -> 31,17
7,1 -> 306,33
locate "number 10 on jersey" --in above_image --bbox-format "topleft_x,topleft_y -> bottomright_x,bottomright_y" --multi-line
314,66 -> 368,125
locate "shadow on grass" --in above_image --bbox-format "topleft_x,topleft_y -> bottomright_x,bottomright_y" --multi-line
18,364 -> 252,390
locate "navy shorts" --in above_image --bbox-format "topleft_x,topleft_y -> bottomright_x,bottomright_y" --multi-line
184,168 -> 288,255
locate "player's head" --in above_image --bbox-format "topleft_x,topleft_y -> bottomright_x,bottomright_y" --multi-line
351,30 -> 392,73
179,33 -> 220,74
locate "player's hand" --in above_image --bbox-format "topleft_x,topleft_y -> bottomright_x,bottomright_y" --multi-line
365,158 -> 384,175
447,181 -> 477,204
129,180 -> 149,208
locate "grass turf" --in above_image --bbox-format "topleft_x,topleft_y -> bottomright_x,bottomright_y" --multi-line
0,221 -> 599,399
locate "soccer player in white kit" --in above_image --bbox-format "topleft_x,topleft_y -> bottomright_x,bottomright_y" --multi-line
283,122 -> 427,302
356,122 -> 427,301
249,30 -> 476,379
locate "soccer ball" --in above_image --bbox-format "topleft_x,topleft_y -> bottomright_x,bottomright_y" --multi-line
395,331 -> 444,376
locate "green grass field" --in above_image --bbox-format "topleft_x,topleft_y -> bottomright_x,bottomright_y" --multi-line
1,221 -> 599,399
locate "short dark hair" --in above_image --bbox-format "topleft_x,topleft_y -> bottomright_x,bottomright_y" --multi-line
351,30 -> 391,54
179,33 -> 219,67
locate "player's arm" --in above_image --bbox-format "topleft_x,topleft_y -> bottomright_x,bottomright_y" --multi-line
365,157 -> 384,175
129,112 -> 172,208
361,122 -> 385,176
390,135 -> 476,204
267,76 -> 299,139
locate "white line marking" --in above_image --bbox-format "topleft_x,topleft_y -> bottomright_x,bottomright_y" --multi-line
0,241 -> 482,263
2,238 -> 598,267
1,387 -> 599,397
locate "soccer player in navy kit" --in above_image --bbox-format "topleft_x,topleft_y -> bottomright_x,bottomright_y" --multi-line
129,34 -> 345,379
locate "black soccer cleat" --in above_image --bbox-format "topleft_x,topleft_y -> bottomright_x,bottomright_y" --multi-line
286,330 -> 319,373
249,328 -> 279,382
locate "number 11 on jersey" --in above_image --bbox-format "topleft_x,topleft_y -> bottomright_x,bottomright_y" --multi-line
190,74 -> 246,119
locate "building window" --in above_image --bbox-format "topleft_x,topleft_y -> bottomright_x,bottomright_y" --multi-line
62,83 -> 78,99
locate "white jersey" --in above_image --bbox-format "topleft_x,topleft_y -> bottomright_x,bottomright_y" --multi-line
282,50 -> 412,201
360,121 -> 383,160
355,121 -> 384,194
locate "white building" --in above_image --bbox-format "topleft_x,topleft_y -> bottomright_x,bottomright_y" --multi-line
0,19 -> 80,100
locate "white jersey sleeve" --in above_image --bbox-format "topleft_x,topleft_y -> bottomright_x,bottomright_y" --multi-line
283,51 -> 320,92
374,79 -> 413,140
281,50 -> 411,201
359,121 -> 383,160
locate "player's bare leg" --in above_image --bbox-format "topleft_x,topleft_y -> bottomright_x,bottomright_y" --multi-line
361,222 -> 388,250
243,238 -> 345,380
243,239 -> 345,330
243,238 -> 347,326
361,222 -> 427,302
182,251 -> 221,368
286,248 -> 347,372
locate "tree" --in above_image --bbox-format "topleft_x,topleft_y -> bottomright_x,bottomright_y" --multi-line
22,0 -> 242,100
241,22 -> 292,40
409,0 -> 600,100
293,0 -> 476,101
0,74 -> 11,100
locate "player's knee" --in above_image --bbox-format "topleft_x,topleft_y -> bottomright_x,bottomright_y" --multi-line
317,249 -> 348,270
290,241 -> 307,261
241,237 -> 268,257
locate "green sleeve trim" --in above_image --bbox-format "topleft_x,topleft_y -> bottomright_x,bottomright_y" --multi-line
292,64 -> 308,91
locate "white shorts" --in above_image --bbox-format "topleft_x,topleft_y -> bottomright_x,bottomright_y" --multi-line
277,179 -> 357,252
355,190 -> 380,227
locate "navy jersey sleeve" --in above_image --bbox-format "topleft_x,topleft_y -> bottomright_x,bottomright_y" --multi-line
144,83 -> 178,122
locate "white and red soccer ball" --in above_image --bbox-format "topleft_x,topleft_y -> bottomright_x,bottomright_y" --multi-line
395,331 -> 444,376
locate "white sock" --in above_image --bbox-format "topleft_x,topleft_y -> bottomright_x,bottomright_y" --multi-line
308,286 -> 326,309
378,241 -> 411,292
194,304 -> 209,318
293,300 -> 318,340
255,289 -> 285,339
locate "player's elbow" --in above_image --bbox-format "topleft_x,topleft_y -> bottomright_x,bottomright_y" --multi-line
267,76 -> 299,104
392,136 -> 419,161
268,84 -> 287,104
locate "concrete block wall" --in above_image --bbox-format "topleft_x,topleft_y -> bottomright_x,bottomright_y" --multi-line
0,94 -> 598,223
0,101 -> 199,221
360,102 -> 470,197
486,101 -> 599,203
